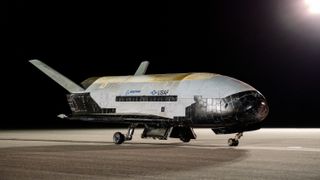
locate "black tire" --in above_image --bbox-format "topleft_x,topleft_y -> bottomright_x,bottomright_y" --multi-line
113,132 -> 125,144
233,140 -> 239,146
228,138 -> 234,146
228,138 -> 239,146
180,136 -> 191,143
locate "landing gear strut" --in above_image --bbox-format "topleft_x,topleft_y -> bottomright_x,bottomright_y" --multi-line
113,124 -> 137,145
228,132 -> 243,146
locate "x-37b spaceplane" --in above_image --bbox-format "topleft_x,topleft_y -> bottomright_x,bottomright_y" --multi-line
30,60 -> 268,146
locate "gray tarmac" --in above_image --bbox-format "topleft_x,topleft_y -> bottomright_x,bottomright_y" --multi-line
0,128 -> 319,180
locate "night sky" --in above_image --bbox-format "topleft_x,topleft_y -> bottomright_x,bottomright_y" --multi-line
6,0 -> 320,128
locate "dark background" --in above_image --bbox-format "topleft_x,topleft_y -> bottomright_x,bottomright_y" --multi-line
5,0 -> 320,128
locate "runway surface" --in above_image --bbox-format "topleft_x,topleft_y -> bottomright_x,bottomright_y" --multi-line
0,128 -> 319,180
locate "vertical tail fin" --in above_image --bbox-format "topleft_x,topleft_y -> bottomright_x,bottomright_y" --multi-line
29,59 -> 84,93
134,61 -> 149,76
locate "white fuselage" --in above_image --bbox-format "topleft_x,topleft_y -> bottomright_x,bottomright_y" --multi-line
85,73 -> 256,119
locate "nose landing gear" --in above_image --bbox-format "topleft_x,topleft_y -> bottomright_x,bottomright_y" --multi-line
228,132 -> 243,146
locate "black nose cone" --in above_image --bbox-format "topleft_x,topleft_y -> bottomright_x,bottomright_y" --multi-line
238,91 -> 269,122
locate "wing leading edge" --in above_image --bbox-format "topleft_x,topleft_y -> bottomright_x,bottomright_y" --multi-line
29,59 -> 84,93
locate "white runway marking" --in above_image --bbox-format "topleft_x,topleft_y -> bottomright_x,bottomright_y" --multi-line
239,146 -> 320,152
180,145 -> 320,152
287,146 -> 302,149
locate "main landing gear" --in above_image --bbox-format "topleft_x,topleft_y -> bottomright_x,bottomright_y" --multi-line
179,136 -> 191,143
113,124 -> 137,145
228,132 -> 243,146
178,128 -> 191,143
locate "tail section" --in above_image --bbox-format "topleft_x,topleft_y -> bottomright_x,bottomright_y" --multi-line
29,59 -> 84,93
134,61 -> 149,76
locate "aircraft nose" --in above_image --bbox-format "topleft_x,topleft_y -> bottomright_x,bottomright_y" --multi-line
251,99 -> 269,121
258,100 -> 269,121
238,92 -> 269,122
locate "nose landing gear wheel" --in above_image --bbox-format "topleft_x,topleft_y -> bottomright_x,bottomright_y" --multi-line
228,138 -> 239,146
228,132 -> 242,146
113,132 -> 125,144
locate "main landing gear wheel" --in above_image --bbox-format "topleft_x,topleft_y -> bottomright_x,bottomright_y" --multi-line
228,132 -> 243,147
113,132 -> 125,144
178,128 -> 192,143
180,136 -> 191,143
